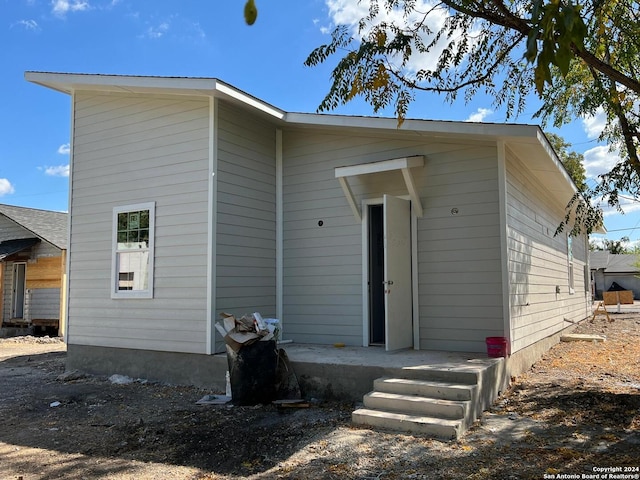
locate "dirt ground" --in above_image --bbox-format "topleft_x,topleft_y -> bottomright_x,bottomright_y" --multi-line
1,310 -> 639,480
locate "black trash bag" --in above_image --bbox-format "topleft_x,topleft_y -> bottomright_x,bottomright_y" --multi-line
608,281 -> 627,291
274,348 -> 302,400
226,340 -> 278,406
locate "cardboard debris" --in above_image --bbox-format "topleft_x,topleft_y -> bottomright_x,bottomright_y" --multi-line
216,312 -> 280,352
225,331 -> 260,352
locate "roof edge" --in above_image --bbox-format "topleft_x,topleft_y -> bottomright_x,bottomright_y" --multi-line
25,71 -> 286,120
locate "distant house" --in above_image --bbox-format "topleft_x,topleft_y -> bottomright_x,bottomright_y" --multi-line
0,204 -> 67,336
589,251 -> 640,300
27,72 -> 590,387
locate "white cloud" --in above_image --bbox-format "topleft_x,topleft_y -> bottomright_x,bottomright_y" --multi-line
51,0 -> 90,17
326,0 -> 369,26
0,178 -> 15,196
190,22 -> 206,40
14,19 -> 39,30
44,165 -> 70,177
582,107 -> 607,139
325,0 -> 456,75
57,143 -> 70,155
583,145 -> 620,179
144,22 -> 170,39
465,108 -> 493,122
601,200 -> 640,217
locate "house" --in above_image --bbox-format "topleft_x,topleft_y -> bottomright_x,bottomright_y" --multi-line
590,251 -> 639,300
0,204 -> 67,336
26,72 -> 590,390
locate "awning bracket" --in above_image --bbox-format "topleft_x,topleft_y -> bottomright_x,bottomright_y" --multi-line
334,155 -> 424,221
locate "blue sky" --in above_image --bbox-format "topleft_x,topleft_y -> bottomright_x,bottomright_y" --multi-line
1,0 -> 638,245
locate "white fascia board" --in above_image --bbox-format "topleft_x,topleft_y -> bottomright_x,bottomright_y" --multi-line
25,72 -> 285,120
214,81 -> 285,120
286,112 -> 541,139
335,156 -> 424,178
25,71 -> 217,94
537,129 -> 579,194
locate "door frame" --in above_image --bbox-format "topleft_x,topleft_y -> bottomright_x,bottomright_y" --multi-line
361,196 -> 419,349
11,262 -> 27,319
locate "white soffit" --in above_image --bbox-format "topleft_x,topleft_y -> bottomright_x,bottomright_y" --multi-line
335,156 -> 425,220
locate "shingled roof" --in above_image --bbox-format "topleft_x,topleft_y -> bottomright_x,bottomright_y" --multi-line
0,204 -> 67,250
589,251 -> 640,273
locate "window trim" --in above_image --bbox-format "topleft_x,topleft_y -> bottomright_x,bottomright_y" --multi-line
111,202 -> 155,299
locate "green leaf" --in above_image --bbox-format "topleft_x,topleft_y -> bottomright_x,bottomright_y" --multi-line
555,47 -> 572,76
525,31 -> 538,63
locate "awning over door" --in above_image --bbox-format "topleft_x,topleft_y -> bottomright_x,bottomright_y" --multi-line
334,155 -> 424,220
0,238 -> 41,260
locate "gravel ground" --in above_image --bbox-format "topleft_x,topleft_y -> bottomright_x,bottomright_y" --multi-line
0,310 -> 639,480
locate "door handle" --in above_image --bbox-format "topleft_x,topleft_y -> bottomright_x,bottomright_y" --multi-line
382,280 -> 393,285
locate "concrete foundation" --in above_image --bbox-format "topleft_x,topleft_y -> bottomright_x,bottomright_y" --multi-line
505,320 -> 579,381
66,344 -> 229,391
66,343 -> 507,403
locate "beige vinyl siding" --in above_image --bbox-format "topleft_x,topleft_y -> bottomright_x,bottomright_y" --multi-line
26,288 -> 60,320
506,151 -> 589,353
417,144 -> 503,352
283,131 -> 413,345
282,128 -> 503,348
68,92 -> 210,354
215,102 -> 276,327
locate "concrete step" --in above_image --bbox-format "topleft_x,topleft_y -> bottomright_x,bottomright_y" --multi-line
352,408 -> 462,440
399,365 -> 480,384
374,377 -> 476,401
363,391 -> 467,420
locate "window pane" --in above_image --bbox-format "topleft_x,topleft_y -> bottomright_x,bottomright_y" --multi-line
128,230 -> 140,244
118,213 -> 128,231
117,251 -> 149,291
139,210 -> 149,229
128,212 -> 140,230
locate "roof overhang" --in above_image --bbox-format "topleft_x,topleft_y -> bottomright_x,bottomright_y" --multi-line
25,71 -> 286,121
0,238 -> 41,261
288,112 -> 578,207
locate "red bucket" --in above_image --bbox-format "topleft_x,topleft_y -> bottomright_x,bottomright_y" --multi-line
485,337 -> 508,357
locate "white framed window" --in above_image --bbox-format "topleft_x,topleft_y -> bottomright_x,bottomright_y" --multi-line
111,202 -> 155,299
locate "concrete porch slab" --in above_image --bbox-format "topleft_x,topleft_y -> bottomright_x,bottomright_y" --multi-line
264,344 -> 506,403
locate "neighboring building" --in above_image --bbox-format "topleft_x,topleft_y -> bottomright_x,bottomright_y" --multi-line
0,204 -> 67,336
590,251 -> 640,300
27,72 -> 590,386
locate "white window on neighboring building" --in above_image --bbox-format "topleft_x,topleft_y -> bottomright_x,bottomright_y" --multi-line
567,235 -> 575,294
111,202 -> 155,299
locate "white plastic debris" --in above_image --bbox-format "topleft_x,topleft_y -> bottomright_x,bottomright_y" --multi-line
109,374 -> 134,385
49,401 -> 61,407
225,371 -> 232,397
